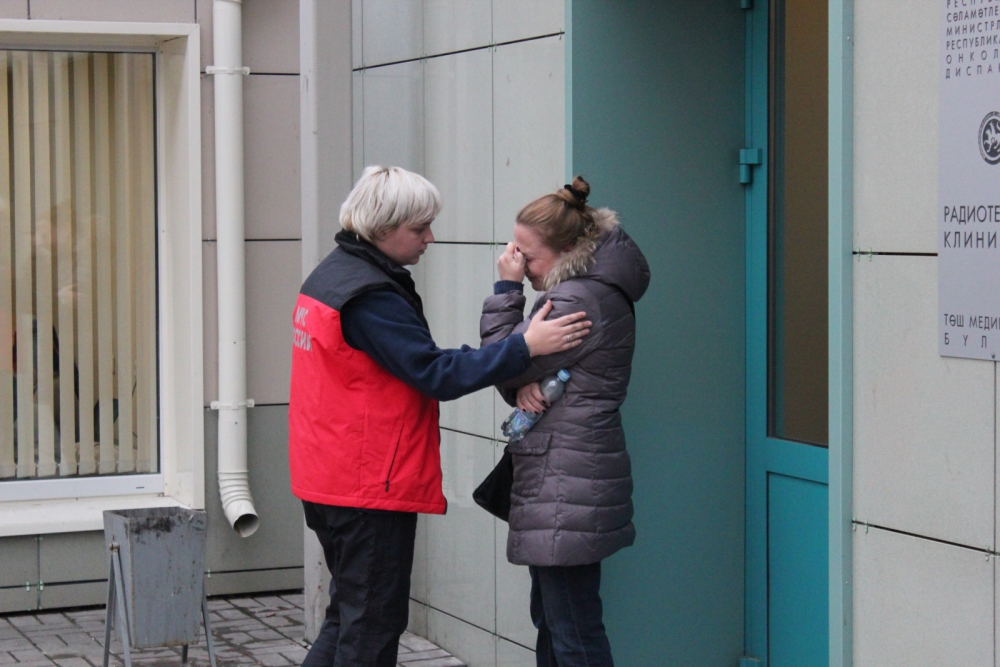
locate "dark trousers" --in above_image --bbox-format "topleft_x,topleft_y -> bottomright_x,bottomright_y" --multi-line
529,562 -> 614,667
302,502 -> 417,667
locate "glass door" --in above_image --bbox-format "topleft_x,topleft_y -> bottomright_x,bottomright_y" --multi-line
745,0 -> 830,665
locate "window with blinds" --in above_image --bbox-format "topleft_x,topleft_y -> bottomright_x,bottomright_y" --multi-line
0,51 -> 158,482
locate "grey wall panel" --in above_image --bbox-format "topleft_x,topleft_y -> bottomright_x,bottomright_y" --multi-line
245,242 -> 301,405
202,241 -> 219,406
244,76 -> 302,240
0,586 -> 36,614
204,568 -> 304,597
0,536 -> 37,588
243,0 -> 300,74
197,0 -> 212,72
203,242 -> 302,406
39,582 -> 106,611
0,0 -> 26,19
571,2 -> 746,665
29,0 -> 194,22
204,405 -> 304,574
39,532 -> 106,584
201,75 -> 216,241
201,0 -> 301,75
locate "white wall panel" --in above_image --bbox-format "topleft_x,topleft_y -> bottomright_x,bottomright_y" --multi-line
854,528 -> 992,667
493,37 -> 565,244
497,638 -> 534,667
495,492 -> 536,648
426,602 -> 497,667
362,0 -> 423,67
424,49 -> 493,243
352,70 -> 364,181
492,0 -> 564,44
421,243 -> 496,437
854,0 -> 938,253
352,0 -> 363,70
424,0 -> 492,56
411,513 -> 429,604
854,257 -> 994,548
426,430 -> 497,632
363,61 -> 424,173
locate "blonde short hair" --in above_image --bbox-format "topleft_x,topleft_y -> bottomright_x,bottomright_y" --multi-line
339,166 -> 442,242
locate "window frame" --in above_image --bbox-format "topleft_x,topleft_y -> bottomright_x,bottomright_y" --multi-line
0,20 -> 203,536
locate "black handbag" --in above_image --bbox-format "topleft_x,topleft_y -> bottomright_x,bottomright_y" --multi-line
473,446 -> 513,521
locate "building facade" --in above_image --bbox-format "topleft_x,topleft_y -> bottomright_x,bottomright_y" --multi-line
305,1 -> 1000,667
0,0 -> 306,611
0,2 -> 993,667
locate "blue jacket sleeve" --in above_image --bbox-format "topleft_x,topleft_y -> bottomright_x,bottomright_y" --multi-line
339,289 -> 531,401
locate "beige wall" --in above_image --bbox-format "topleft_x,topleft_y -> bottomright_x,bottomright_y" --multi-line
853,0 -> 996,664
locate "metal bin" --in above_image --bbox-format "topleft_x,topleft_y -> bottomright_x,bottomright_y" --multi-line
102,507 -> 216,667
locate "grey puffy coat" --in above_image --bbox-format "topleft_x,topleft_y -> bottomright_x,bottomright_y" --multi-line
480,209 -> 650,567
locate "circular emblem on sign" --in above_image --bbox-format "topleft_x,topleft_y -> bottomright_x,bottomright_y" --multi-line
980,111 -> 1000,165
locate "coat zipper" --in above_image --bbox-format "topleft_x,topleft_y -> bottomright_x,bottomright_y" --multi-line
384,442 -> 399,492
382,421 -> 405,493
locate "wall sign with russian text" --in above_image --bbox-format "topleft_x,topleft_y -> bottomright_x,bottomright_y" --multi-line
939,0 -> 1000,360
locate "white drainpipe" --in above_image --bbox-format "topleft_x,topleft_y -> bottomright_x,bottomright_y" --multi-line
210,0 -> 259,537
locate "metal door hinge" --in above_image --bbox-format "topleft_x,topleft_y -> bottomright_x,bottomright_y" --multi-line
740,148 -> 762,185
741,0 -> 754,9
740,657 -> 763,667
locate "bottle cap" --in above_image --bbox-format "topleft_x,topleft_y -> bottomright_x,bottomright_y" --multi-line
557,369 -> 571,382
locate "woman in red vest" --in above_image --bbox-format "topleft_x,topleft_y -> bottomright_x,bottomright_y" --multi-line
289,166 -> 591,667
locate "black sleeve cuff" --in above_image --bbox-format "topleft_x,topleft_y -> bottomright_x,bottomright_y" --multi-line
494,280 -> 524,295
510,333 -> 531,365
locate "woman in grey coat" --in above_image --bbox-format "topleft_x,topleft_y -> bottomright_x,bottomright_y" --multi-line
480,176 -> 650,667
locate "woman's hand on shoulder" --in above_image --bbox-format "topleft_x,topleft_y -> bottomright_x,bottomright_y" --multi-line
522,300 -> 591,357
498,242 -> 525,282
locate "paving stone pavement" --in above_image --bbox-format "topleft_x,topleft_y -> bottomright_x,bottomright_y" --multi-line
0,592 -> 464,667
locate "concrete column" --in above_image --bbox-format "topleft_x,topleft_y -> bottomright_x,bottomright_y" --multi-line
299,0 -> 353,642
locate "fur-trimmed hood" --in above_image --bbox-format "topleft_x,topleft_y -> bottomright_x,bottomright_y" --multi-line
542,208 -> 650,303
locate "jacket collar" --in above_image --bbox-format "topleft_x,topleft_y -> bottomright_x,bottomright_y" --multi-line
542,208 -> 620,290
335,229 -> 425,317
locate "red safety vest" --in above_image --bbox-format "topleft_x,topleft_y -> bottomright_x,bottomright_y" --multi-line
288,251 -> 446,514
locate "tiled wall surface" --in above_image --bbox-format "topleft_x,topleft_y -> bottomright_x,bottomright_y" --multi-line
0,0 -> 305,611
852,0 -> 1000,663
353,1 -> 565,665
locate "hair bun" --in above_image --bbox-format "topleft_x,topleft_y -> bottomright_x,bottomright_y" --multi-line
562,176 -> 591,208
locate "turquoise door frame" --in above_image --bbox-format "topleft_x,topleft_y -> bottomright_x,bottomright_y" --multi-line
743,2 -> 830,664
828,1 -> 854,666
745,1 -> 854,665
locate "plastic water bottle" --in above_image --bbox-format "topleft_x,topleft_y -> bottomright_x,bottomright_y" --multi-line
501,369 -> 571,442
